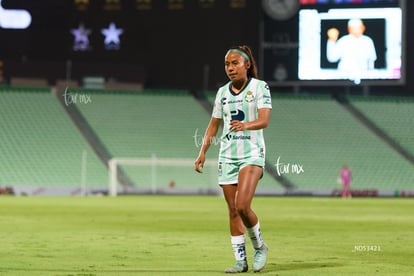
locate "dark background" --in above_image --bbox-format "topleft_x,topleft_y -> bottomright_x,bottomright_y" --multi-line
0,0 -> 412,95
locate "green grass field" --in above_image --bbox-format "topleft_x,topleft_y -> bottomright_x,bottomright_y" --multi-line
0,196 -> 413,275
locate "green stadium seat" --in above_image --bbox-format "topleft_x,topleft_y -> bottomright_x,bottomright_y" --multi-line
0,87 -> 107,192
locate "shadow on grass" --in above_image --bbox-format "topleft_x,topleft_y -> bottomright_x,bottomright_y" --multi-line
1,262 -> 344,275
1,267 -> 226,275
266,261 -> 344,273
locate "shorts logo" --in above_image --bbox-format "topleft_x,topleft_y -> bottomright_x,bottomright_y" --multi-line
218,163 -> 222,176
245,91 -> 255,102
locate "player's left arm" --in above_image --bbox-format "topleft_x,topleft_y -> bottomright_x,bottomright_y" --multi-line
230,108 -> 271,131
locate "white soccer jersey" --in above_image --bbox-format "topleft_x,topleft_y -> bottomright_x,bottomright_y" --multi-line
212,77 -> 272,162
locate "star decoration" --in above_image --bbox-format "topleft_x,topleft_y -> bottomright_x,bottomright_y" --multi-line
74,0 -> 89,4
70,23 -> 92,51
101,22 -> 124,49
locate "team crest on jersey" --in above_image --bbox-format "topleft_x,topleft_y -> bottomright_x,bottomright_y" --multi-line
245,91 -> 255,102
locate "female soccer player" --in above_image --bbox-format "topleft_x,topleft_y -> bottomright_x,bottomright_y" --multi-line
194,45 -> 272,273
339,164 -> 352,198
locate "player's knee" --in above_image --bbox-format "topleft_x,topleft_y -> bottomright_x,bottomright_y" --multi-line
235,202 -> 250,218
229,206 -> 239,219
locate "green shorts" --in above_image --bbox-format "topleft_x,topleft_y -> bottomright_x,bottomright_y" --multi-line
218,157 -> 265,185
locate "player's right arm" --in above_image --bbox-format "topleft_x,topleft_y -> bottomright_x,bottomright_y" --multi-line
194,117 -> 221,173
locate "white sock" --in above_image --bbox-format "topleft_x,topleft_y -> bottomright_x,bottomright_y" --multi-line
231,235 -> 246,261
246,222 -> 264,249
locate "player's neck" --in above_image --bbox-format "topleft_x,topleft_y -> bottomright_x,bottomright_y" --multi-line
231,78 -> 248,94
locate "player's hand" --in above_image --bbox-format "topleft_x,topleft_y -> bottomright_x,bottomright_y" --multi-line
230,120 -> 245,132
194,155 -> 205,173
327,28 -> 339,42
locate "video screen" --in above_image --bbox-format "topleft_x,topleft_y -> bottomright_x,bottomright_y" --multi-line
300,0 -> 398,4
298,7 -> 403,84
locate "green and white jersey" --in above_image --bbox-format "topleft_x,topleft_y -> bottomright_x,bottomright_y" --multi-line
212,77 -> 272,162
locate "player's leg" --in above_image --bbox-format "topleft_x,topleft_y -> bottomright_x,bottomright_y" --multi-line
237,165 -> 268,272
235,165 -> 261,227
222,184 -> 248,273
346,183 -> 352,198
222,184 -> 245,236
342,182 -> 351,198
342,183 -> 347,198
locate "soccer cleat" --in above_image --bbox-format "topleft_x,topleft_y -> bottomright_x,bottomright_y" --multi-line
253,244 -> 268,272
224,260 -> 248,273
